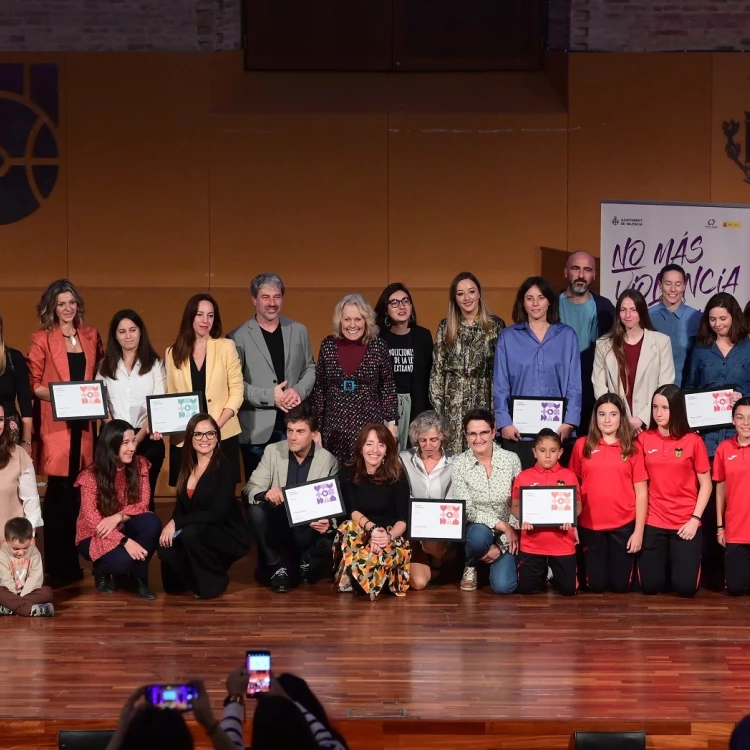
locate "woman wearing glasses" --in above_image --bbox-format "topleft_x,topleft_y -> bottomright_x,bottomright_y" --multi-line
375,283 -> 434,451
450,408 -> 521,594
158,413 -> 250,599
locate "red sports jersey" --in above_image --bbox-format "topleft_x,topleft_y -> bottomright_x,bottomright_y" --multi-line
512,463 -> 580,556
570,437 -> 647,531
637,430 -> 710,530
713,437 -> 750,544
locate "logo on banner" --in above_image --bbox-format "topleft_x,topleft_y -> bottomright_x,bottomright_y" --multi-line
722,118 -> 750,183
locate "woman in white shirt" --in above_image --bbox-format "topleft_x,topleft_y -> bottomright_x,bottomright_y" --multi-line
0,403 -> 42,536
399,410 -> 454,590
97,310 -> 166,510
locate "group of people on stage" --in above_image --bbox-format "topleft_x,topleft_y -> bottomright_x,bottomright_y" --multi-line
1,257 -> 750,612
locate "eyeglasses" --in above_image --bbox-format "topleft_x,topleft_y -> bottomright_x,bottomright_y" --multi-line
466,430 -> 492,440
193,430 -> 218,441
388,297 -> 412,308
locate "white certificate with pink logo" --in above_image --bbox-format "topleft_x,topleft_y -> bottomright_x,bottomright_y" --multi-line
519,487 -> 577,527
685,386 -> 735,431
409,499 -> 466,542
49,380 -> 108,421
511,396 -> 567,437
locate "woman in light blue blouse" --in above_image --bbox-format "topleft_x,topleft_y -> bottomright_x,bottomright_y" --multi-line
493,277 -> 582,469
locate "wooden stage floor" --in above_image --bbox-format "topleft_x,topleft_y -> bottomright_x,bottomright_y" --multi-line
3,551 -> 750,730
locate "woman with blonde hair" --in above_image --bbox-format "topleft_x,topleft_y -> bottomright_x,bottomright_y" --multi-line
27,279 -> 103,587
312,294 -> 398,463
429,272 -> 505,454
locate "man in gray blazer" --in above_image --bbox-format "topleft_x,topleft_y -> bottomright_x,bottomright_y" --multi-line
243,402 -> 339,592
228,273 -> 316,479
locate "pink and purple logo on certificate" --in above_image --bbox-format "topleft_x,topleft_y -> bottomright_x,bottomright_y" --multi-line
713,391 -> 733,413
314,482 -> 338,505
540,402 -> 561,422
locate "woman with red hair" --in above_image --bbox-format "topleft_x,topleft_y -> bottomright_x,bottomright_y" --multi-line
335,423 -> 411,600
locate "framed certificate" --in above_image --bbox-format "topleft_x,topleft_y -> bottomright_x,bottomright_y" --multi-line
50,380 -> 108,421
684,385 -> 736,431
147,392 -> 202,435
282,477 -> 345,527
511,396 -> 567,437
409,499 -> 466,542
519,486 -> 577,528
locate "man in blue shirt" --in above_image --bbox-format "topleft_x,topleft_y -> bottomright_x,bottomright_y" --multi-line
649,264 -> 701,387
558,251 -> 615,434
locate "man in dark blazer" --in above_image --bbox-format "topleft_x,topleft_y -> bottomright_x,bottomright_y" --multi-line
228,273 -> 316,479
558,251 -> 615,436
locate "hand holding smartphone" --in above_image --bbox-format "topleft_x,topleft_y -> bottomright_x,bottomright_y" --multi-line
246,650 -> 271,697
144,683 -> 199,712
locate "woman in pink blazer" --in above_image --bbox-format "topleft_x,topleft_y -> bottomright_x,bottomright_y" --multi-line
27,279 -> 103,587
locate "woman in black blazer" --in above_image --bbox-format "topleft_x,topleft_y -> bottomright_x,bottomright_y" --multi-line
158,413 -> 249,599
375,283 -> 434,451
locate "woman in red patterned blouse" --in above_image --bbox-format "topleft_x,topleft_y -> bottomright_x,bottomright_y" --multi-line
75,420 -> 161,599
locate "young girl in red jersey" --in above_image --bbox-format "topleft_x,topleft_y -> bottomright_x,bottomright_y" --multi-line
511,429 -> 582,596
714,397 -> 750,595
570,394 -> 648,593
637,384 -> 712,597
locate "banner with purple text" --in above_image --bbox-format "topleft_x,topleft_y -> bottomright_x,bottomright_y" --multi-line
600,200 -> 750,310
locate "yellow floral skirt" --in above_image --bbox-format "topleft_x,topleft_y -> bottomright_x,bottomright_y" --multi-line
334,520 -> 411,600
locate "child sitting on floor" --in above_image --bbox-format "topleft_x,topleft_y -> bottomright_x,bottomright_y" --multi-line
0,517 -> 54,616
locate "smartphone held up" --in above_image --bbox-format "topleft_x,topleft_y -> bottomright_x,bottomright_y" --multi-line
246,650 -> 271,697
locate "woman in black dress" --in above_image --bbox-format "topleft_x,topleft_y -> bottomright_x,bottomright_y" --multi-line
158,413 -> 250,599
0,312 -> 33,451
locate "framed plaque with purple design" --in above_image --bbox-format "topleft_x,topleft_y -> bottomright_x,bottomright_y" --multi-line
282,476 -> 345,527
511,396 -> 568,437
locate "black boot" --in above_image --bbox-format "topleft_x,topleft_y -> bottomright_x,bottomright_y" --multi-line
93,564 -> 115,594
135,577 -> 156,600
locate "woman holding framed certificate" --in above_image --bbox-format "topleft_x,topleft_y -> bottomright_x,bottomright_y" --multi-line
158,413 -> 250,599
98,310 -> 166,511
592,289 -> 674,436
399,411 -> 455,590
684,293 -> 750,457
27,279 -> 104,587
569,393 -> 648,593
493,277 -> 581,470
165,294 -> 243,486
637,385 -> 712,597
74,420 -> 161,599
312,295 -> 398,463
429,272 -> 505,455
335,423 -> 411,600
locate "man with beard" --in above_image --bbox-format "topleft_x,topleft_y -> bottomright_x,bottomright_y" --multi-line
558,251 -> 615,436
229,273 -> 316,480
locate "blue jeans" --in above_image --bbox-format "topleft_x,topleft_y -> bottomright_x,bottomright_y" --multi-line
464,522 -> 518,594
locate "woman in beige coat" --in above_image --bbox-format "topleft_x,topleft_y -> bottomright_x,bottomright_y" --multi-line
593,289 -> 674,434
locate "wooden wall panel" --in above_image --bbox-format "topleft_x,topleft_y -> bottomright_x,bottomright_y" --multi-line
711,54 -> 750,203
567,54 -> 713,255
0,53 -> 67,287
64,53 -> 211,287
209,112 -> 389,289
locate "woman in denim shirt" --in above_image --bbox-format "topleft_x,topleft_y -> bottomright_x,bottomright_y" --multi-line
684,293 -> 750,458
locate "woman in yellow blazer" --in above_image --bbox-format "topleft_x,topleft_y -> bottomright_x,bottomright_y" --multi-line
165,293 -> 243,485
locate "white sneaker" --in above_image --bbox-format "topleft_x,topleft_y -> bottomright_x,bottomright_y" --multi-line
460,566 -> 477,591
0,605 -> 12,615
338,572 -> 353,593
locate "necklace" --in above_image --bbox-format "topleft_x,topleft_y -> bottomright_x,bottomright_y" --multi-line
62,331 -> 78,347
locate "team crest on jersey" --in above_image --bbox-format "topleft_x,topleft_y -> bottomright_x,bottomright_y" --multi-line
675,447 -> 683,458
621,454 -> 627,461
557,479 -> 566,486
